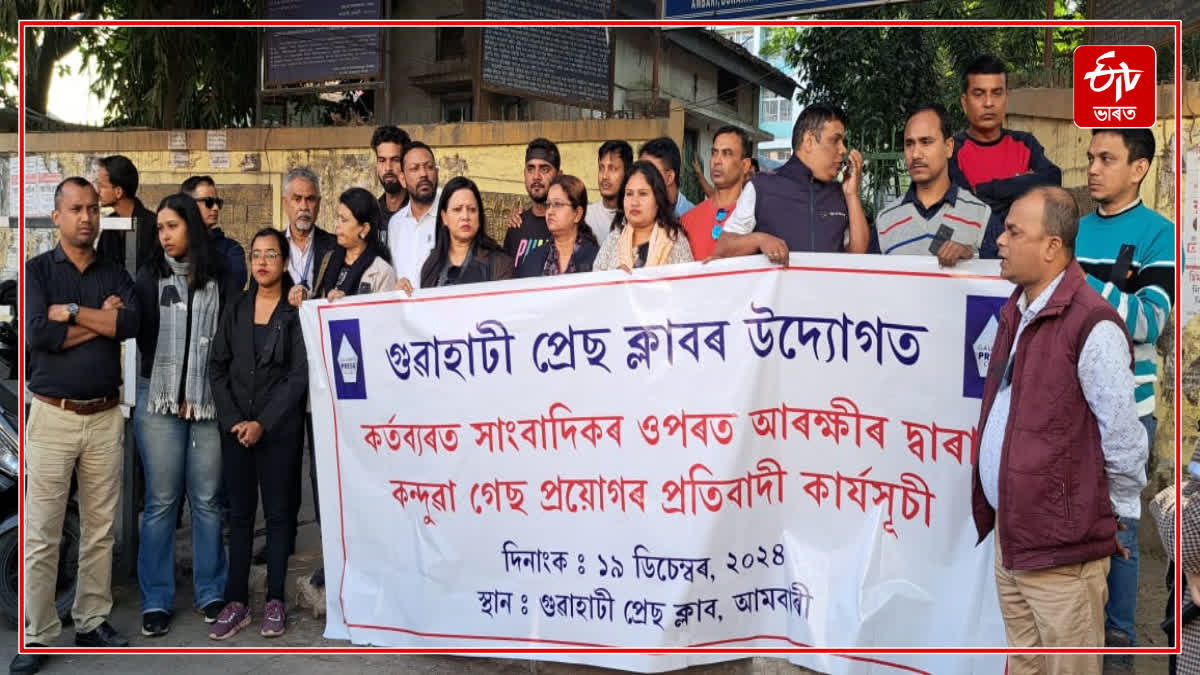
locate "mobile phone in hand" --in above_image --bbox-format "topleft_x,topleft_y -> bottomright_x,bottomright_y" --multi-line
929,225 -> 954,255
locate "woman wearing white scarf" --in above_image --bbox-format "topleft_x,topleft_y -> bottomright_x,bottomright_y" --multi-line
593,160 -> 694,272
132,194 -> 232,638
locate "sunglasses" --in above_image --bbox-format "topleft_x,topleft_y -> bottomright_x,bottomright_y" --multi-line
711,208 -> 729,240
197,197 -> 224,209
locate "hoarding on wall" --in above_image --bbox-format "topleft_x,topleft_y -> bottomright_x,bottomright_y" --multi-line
481,0 -> 611,109
661,0 -> 914,21
265,0 -> 381,87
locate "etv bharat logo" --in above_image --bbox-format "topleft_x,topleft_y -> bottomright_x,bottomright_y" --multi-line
1073,45 -> 1156,129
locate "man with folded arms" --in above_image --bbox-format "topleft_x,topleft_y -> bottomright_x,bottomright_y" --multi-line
18,177 -> 140,672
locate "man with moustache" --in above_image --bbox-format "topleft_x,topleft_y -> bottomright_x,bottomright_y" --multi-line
681,125 -> 752,260
972,185 -> 1146,674
874,104 -> 990,266
387,141 -> 441,285
280,168 -> 336,589
949,55 -> 1062,259
585,140 -> 632,248
371,125 -> 410,233
17,178 -> 139,673
282,168 -> 336,303
715,104 -> 870,261
503,138 -> 561,267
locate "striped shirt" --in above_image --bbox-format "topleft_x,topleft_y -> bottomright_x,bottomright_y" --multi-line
1077,199 -> 1175,417
874,184 -> 991,256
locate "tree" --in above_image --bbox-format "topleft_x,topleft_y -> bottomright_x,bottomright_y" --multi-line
0,1 -> 105,113
763,0 -> 1086,138
1,0 -> 258,128
76,0 -> 258,128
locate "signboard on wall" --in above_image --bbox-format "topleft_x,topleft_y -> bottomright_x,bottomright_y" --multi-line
481,0 -> 611,109
661,0 -> 914,20
265,0 -> 381,86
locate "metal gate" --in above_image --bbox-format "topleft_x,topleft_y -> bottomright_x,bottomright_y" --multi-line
849,119 -> 907,222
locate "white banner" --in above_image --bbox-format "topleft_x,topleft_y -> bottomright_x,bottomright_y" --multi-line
301,254 -> 1014,674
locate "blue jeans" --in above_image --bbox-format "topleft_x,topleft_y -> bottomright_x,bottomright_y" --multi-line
1104,413 -> 1157,644
134,378 -> 228,614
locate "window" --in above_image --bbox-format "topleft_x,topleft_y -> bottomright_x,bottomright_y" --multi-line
441,97 -> 472,123
760,95 -> 792,123
722,28 -> 754,50
717,68 -> 739,108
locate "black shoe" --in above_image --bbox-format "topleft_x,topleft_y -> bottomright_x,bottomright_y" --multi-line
75,620 -> 129,647
140,611 -> 171,638
9,643 -> 47,674
200,600 -> 224,623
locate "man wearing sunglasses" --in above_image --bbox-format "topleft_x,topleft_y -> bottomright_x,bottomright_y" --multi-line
681,125 -> 752,260
182,176 -> 247,290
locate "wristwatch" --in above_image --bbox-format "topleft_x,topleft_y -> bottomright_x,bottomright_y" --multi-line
66,303 -> 79,325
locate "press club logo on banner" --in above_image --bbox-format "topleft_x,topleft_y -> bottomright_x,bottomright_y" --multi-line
1073,45 -> 1156,128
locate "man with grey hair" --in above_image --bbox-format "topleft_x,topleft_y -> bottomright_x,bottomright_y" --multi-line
279,168 -> 334,576
281,168 -> 335,305
971,185 -> 1146,674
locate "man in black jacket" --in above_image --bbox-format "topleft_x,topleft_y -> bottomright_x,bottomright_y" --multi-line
279,167 -> 335,580
182,175 -> 247,291
371,125 -> 410,232
95,155 -> 158,271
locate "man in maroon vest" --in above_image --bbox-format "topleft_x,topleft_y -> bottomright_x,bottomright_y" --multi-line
972,185 -> 1147,674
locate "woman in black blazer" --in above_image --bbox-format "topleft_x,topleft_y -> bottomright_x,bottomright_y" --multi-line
515,174 -> 599,278
208,227 -> 308,641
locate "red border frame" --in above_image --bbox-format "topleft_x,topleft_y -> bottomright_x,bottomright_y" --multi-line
15,16 -> 1183,665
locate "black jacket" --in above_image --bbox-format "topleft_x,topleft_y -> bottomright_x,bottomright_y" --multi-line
133,255 -> 239,379
515,240 -> 599,277
210,290 -> 308,439
292,227 -> 338,292
420,245 -> 514,289
97,197 -> 158,272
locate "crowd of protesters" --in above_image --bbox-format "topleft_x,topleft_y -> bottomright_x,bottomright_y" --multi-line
19,53 -> 1180,675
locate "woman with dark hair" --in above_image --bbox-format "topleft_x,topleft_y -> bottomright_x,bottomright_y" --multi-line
133,193 -> 236,637
288,187 -> 395,306
593,160 -> 693,271
395,176 -> 513,294
515,174 -> 599,277
208,228 -> 307,640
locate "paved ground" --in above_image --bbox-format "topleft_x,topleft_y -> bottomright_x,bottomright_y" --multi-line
0,453 -> 1175,674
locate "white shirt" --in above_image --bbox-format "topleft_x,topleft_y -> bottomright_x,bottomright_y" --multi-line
284,225 -> 317,289
978,270 -> 1148,519
585,202 -> 618,248
723,182 -> 757,235
388,190 -> 441,285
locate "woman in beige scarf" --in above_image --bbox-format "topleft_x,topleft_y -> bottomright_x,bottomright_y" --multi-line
593,160 -> 693,271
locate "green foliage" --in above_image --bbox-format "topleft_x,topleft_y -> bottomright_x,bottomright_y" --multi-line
0,1 -> 103,113
762,0 -> 1087,147
76,0 -> 258,128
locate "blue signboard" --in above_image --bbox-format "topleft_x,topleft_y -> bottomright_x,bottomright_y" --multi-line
662,0 -> 911,20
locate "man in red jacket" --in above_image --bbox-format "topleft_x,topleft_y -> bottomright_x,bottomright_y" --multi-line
950,55 -> 1062,260
972,185 -> 1147,674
